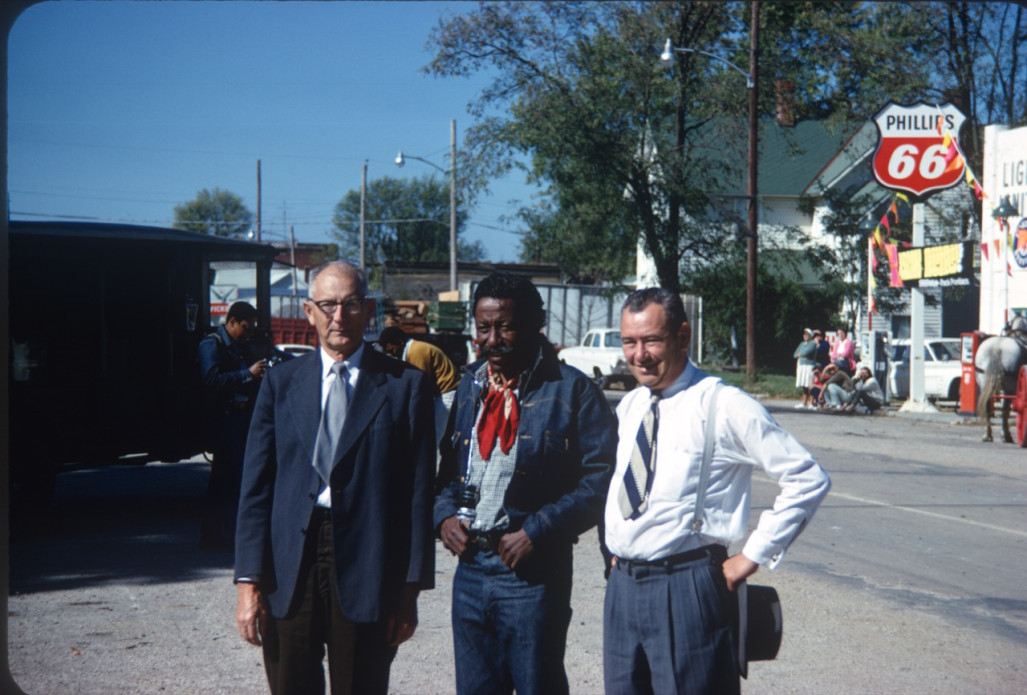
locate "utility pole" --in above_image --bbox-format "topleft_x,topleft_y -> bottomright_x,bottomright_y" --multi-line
256,159 -> 262,242
289,225 -> 299,317
745,0 -> 760,380
449,118 -> 458,293
360,160 -> 367,270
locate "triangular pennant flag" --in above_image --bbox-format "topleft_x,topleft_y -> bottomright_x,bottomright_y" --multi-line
944,147 -> 964,173
981,242 -> 989,261
896,192 -> 909,205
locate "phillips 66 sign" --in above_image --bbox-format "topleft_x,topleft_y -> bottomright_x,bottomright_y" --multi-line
872,102 -> 967,198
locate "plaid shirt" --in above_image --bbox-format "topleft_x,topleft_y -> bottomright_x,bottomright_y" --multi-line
465,361 -> 519,532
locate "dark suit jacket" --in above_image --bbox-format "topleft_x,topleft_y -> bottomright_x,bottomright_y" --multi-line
234,344 -> 436,623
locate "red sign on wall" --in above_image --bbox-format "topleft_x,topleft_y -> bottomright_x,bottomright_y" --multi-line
872,102 -> 966,198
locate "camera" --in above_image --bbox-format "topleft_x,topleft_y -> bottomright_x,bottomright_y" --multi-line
456,484 -> 479,525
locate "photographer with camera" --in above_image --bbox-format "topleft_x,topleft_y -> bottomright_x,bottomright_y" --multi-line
434,273 -> 616,695
197,301 -> 266,550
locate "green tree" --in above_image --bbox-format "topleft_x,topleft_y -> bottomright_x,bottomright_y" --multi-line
426,2 -> 936,292
330,174 -> 484,267
173,187 -> 253,237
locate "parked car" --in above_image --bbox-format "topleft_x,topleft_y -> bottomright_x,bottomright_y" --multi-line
558,328 -> 636,389
887,337 -> 962,402
276,342 -> 316,357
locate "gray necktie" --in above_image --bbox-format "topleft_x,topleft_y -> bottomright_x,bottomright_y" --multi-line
312,362 -> 348,485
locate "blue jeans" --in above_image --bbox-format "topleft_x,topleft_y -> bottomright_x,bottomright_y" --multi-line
451,548 -> 572,695
823,383 -> 850,408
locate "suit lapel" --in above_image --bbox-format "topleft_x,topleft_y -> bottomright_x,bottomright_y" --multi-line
285,353 -> 323,469
332,347 -> 388,466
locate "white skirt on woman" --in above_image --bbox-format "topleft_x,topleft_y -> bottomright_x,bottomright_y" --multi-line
795,362 -> 813,389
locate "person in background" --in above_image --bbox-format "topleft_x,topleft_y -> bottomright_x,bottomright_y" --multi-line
793,328 -> 816,409
378,326 -> 460,449
809,366 -> 825,408
234,262 -> 436,694
197,300 -> 266,550
435,272 -> 615,695
830,327 -> 856,375
839,363 -> 885,414
602,287 -> 830,694
821,362 -> 855,410
813,329 -> 832,370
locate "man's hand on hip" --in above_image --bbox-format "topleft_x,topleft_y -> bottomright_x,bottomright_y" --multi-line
235,582 -> 268,646
722,553 -> 760,592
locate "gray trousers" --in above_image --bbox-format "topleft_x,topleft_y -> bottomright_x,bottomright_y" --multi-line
603,550 -> 740,695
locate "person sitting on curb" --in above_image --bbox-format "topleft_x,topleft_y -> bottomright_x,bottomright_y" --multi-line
809,366 -> 825,408
839,363 -> 885,414
821,363 -> 854,410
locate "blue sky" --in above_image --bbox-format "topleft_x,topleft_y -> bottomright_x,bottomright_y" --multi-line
8,0 -> 538,262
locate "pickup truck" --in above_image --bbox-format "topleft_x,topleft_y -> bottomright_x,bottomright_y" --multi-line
558,328 -> 636,389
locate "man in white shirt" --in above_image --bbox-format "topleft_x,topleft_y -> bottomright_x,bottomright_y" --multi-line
602,288 -> 831,694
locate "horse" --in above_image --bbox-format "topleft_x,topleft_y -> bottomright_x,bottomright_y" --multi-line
975,313 -> 1027,442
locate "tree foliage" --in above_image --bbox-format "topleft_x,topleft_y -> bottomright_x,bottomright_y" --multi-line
173,187 -> 253,237
683,249 -> 839,372
330,174 -> 484,268
424,2 -> 949,292
426,1 -> 1027,365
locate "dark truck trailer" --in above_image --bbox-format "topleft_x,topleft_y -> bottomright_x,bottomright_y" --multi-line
8,221 -> 278,508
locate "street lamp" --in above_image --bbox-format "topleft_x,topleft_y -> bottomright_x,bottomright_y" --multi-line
992,195 -> 1019,324
662,4 -> 760,379
395,118 -> 459,293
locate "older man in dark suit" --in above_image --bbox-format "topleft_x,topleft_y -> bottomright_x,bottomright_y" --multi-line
234,261 -> 435,695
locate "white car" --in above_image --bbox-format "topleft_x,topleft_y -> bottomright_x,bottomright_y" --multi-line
276,343 -> 316,357
558,328 -> 635,389
887,337 -> 962,402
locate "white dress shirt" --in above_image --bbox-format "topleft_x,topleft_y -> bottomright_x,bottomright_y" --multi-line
604,360 -> 830,569
314,344 -> 363,508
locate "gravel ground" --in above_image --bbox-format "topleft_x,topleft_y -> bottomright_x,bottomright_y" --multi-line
8,404 -> 1027,695
9,526 -> 1025,695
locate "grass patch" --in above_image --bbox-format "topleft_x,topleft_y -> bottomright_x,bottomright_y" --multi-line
705,368 -> 799,400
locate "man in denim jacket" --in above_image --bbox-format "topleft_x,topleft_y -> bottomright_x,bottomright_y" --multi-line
435,273 -> 616,695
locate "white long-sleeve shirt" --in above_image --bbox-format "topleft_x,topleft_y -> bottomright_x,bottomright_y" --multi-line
604,361 -> 830,569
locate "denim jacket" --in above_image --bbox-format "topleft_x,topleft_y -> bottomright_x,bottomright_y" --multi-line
434,339 -> 616,550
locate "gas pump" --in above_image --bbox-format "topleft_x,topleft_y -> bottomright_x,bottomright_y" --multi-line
862,330 -> 890,402
959,332 -> 981,415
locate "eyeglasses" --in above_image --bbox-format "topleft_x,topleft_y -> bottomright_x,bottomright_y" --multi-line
309,297 -> 365,317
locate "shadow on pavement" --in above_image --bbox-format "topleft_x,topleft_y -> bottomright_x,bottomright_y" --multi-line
9,460 -> 234,594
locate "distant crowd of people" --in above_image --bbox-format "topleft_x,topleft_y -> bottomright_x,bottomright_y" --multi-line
793,327 -> 884,414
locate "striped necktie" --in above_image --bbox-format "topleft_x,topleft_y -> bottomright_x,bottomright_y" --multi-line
618,390 -> 661,520
312,362 -> 348,485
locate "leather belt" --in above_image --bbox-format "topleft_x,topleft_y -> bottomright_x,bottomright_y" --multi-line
467,529 -> 506,553
615,544 -> 726,574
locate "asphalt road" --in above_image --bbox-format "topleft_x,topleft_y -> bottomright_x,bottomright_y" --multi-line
6,399 -> 1027,694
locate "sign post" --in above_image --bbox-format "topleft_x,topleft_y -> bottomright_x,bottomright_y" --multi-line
872,102 -> 966,409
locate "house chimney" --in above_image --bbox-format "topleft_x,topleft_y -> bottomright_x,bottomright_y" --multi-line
775,80 -> 796,127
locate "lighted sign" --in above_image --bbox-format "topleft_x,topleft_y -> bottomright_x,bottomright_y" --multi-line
894,241 -> 973,288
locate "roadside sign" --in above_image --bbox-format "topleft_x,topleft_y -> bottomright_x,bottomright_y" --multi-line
872,102 -> 966,198
210,284 -> 237,318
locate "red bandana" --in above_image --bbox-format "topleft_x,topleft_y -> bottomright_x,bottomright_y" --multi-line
476,366 -> 520,460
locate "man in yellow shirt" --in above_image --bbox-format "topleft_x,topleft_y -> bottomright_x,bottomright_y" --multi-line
379,326 -> 460,446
